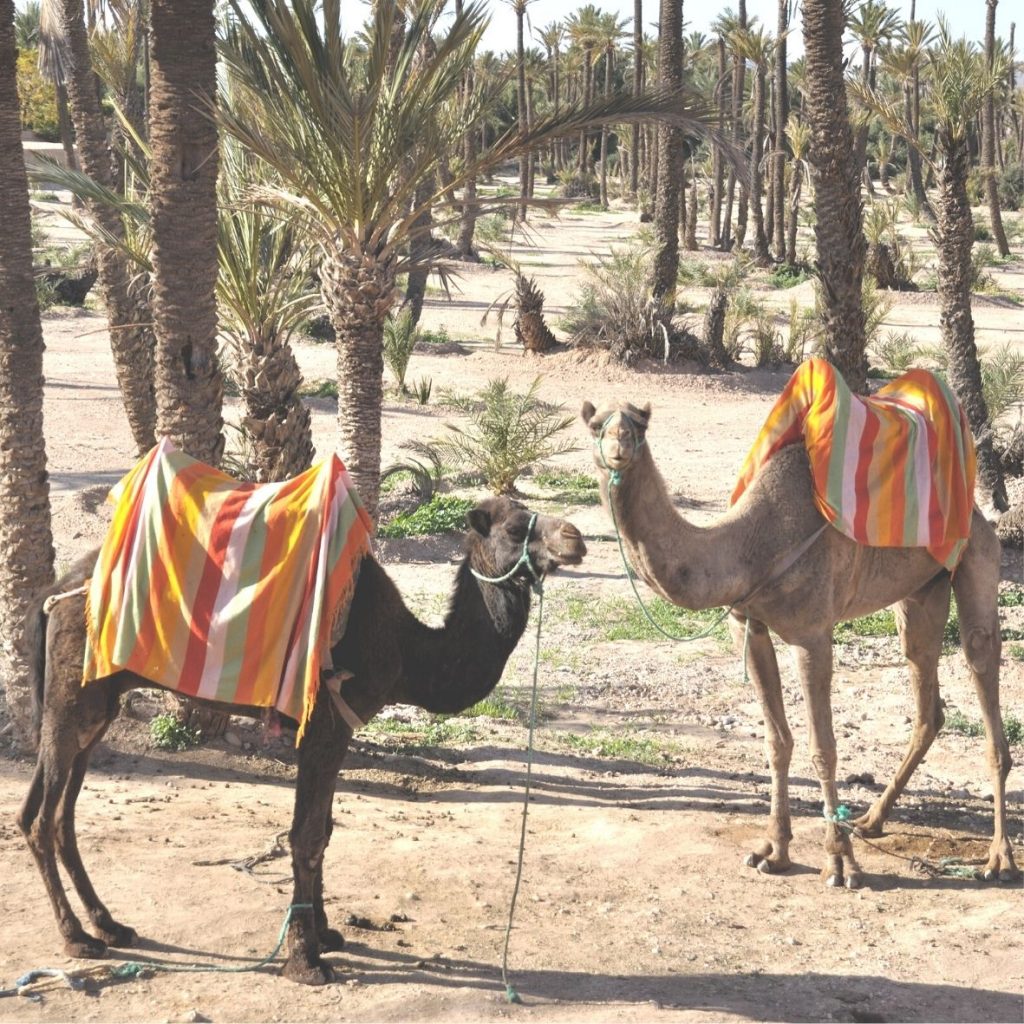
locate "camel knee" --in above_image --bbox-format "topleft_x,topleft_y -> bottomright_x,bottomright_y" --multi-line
810,749 -> 837,781
961,625 -> 1000,677
766,732 -> 793,767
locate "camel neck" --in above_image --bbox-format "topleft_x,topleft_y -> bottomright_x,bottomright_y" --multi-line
397,560 -> 532,714
606,445 -> 753,610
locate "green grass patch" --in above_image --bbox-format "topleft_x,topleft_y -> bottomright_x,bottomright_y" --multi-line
150,713 -> 200,751
998,585 -> 1024,607
462,687 -> 522,721
419,326 -> 453,346
562,594 -> 731,644
533,469 -> 600,505
299,378 -> 338,399
944,710 -> 1024,746
556,729 -> 672,765
378,494 -> 475,538
833,609 -> 898,642
1007,643 -> 1024,661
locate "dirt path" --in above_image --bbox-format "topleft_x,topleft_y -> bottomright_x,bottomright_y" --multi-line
2,204 -> 1023,1022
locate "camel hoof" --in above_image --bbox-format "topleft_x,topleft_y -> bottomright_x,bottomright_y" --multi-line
319,928 -> 346,952
825,873 -> 844,888
844,872 -> 864,890
65,935 -> 108,959
851,818 -> 883,839
744,852 -> 760,869
95,923 -> 137,948
281,957 -> 333,986
757,858 -> 774,875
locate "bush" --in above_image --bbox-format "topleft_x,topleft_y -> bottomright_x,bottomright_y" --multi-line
378,495 -> 476,538
383,308 -> 419,392
17,50 -> 60,141
150,713 -> 200,751
429,376 -> 577,494
998,163 -> 1023,212
870,330 -> 922,376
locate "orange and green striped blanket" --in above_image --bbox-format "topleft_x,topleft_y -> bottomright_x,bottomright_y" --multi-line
83,438 -> 373,741
731,358 -> 976,569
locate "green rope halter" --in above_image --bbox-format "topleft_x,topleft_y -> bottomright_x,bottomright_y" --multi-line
469,512 -> 542,594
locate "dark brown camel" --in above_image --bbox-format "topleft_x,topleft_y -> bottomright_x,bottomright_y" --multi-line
19,496 -> 586,985
583,399 -> 1019,889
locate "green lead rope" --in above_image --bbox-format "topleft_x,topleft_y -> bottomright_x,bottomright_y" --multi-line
110,903 -> 312,978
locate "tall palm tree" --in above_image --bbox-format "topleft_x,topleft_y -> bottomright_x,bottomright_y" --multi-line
982,0 -> 1010,256
847,0 -> 901,188
0,0 -> 55,746
46,0 -> 157,454
928,28 -> 1008,511
772,0 -> 790,260
220,0 -> 714,520
729,24 -> 773,266
650,0 -> 683,305
566,3 -> 602,174
783,113 -> 809,265
505,0 -> 535,221
801,0 -> 867,392
148,0 -> 223,467
535,20 -> 564,174
630,0 -> 642,194
596,11 -> 631,209
35,1 -> 78,175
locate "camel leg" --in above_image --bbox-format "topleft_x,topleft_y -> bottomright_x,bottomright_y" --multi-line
18,712 -> 110,958
952,531 -> 1020,882
793,637 -> 864,889
853,575 -> 950,837
315,805 -> 345,952
730,615 -> 794,873
55,736 -> 138,947
282,705 -> 350,985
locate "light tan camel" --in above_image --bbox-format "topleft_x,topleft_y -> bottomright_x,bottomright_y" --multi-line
582,399 -> 1019,888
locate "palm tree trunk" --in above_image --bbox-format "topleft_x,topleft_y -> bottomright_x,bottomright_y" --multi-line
750,64 -> 771,266
711,36 -> 726,246
936,128 -> 1008,513
53,77 -> 79,173
58,0 -> 156,455
983,0 -> 1010,256
801,0 -> 867,393
516,6 -> 528,222
902,79 -> 932,218
785,157 -> 803,266
630,0 -> 642,195
685,156 -> 699,249
773,0 -> 788,260
148,0 -> 223,467
0,0 -> 56,748
405,175 -> 434,326
650,0 -> 683,305
321,250 -> 395,523
600,45 -> 612,208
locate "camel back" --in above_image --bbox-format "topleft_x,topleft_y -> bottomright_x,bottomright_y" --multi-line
731,358 -> 976,570
83,438 -> 373,742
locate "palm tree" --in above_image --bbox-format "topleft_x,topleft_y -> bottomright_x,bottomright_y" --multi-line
772,0 -> 790,260
46,0 -> 157,454
630,0 -> 642,194
982,0 -> 1010,256
801,0 -> 867,392
148,0 -> 223,467
783,113 -> 809,265
928,28 -> 1008,511
0,0 -> 56,746
535,20 -> 565,174
729,24 -> 773,266
847,0 -> 902,189
566,3 -> 602,175
34,1 -> 78,175
650,0 -> 684,306
596,11 -> 631,209
220,0 -> 714,520
504,0 -> 535,221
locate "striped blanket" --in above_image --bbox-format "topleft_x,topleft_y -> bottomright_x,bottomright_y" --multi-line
731,358 -> 976,569
83,438 -> 373,740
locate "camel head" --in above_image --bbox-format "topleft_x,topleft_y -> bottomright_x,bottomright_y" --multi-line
465,496 -> 586,581
580,400 -> 651,478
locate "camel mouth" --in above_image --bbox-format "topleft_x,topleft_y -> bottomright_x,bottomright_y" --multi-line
549,542 -> 587,568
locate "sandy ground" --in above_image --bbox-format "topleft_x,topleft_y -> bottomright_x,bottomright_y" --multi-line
1,202 -> 1023,1023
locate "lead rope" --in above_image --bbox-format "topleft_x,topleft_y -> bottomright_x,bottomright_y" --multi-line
469,515 -> 543,1003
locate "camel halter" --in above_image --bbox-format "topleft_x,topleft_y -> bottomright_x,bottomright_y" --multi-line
595,412 -> 645,486
468,512 -> 543,593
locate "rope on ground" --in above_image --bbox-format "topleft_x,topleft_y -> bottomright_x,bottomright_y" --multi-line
827,805 -> 985,879
110,902 -> 312,979
193,830 -> 291,884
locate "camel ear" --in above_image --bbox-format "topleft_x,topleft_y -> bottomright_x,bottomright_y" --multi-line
466,507 -> 491,537
637,402 -> 652,425
580,401 -> 597,430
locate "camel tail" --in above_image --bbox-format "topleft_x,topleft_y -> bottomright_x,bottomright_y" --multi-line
23,595 -> 49,748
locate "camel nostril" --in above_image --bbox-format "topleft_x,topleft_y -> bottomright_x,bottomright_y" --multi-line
561,524 -> 583,540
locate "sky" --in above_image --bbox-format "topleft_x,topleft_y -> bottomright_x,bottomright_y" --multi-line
478,1 -> 1001,58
